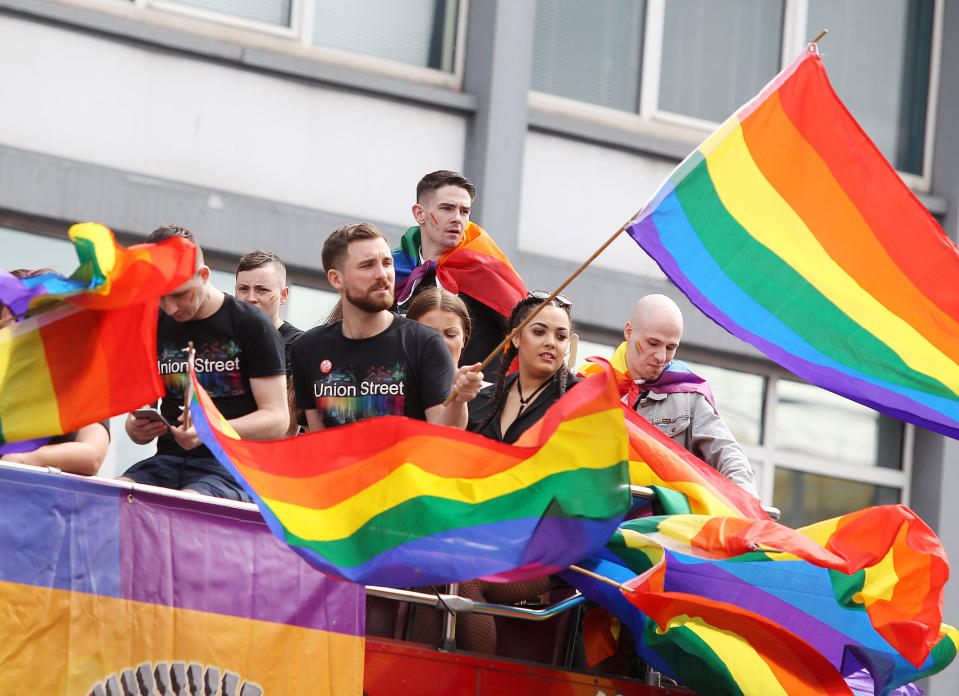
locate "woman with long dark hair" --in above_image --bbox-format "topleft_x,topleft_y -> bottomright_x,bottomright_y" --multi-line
469,292 -> 578,443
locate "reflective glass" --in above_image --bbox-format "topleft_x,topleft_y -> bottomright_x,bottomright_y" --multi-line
165,0 -> 292,26
773,468 -> 899,528
659,0 -> 784,123
775,379 -> 902,470
313,0 -> 460,72
807,0 -> 933,174
531,0 -> 646,111
684,361 -> 764,446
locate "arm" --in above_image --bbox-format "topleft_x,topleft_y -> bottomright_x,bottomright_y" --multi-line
426,364 -> 484,429
304,409 -> 326,432
125,410 -> 168,445
1,423 -> 109,475
169,374 -> 290,449
688,396 -> 760,500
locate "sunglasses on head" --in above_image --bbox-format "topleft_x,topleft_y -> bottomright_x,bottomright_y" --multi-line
527,290 -> 572,309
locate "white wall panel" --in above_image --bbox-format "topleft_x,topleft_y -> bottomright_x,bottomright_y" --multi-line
0,16 -> 466,227
518,131 -> 674,277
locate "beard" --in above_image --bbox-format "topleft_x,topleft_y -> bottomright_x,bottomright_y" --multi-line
346,282 -> 394,313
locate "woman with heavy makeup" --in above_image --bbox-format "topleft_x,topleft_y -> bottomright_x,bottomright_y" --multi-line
468,293 -> 578,443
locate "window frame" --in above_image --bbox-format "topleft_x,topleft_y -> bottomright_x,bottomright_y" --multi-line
125,0 -> 469,89
529,0 -> 943,191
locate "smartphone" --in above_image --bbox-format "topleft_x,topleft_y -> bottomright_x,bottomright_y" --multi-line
132,408 -> 170,425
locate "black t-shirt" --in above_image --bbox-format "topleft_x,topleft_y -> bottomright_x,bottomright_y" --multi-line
397,272 -> 507,372
468,371 -> 581,444
278,320 -> 303,374
291,314 -> 453,429
155,294 -> 286,456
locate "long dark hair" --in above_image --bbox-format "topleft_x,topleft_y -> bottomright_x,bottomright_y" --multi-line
476,295 -> 572,432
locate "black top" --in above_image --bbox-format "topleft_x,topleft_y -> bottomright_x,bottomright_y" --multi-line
155,294 -> 286,457
278,320 -> 303,375
398,271 -> 507,372
291,314 -> 454,429
467,371 -> 581,444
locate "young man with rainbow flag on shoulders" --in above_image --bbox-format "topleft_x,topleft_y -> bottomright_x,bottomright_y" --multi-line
580,293 -> 759,499
393,170 -> 526,371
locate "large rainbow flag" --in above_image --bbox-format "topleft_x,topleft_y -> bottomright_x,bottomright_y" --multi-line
563,508 -> 959,696
0,223 -> 195,449
627,43 -> 959,439
0,465 -> 364,695
190,362 -> 631,587
393,222 -> 526,317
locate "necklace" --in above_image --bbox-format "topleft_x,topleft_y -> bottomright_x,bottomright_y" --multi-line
515,375 -> 553,417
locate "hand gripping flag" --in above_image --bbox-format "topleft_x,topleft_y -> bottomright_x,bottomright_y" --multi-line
190,361 -> 631,587
627,42 -> 959,439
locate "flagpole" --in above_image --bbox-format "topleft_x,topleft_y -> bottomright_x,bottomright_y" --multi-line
442,206 -> 645,406
567,564 -> 636,594
810,28 -> 828,44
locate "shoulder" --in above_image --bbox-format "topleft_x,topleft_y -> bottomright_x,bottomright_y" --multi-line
293,322 -> 338,348
279,321 -> 303,341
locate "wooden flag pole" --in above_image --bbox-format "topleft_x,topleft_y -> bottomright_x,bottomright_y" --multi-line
441,206 -> 645,407
810,28 -> 828,44
182,341 -> 195,430
567,564 -> 636,594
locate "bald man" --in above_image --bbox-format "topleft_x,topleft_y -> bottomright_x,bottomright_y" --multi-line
588,294 -> 759,499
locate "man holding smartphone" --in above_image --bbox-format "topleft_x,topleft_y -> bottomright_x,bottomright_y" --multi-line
121,226 -> 288,500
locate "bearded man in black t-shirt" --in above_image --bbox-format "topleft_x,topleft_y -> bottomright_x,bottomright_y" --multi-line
291,222 -> 483,430
121,226 -> 289,500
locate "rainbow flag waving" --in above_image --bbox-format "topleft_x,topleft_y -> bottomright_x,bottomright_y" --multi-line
0,223 -> 195,449
190,362 -> 631,587
627,43 -> 959,439
393,222 -> 526,317
563,508 -> 959,696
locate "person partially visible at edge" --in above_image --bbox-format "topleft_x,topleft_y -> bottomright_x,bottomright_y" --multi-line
236,249 -> 303,436
290,222 -> 483,431
580,293 -> 760,500
393,169 -> 526,371
120,226 -> 289,500
0,268 -> 110,475
468,293 -> 580,444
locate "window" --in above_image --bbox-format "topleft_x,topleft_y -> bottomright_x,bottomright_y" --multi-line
313,0 -> 460,72
161,0 -> 292,27
684,361 -> 765,446
530,0 -> 938,179
532,0 -> 646,112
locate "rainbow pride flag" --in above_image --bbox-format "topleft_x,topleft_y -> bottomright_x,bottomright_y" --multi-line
190,362 -> 631,587
0,224 -> 195,450
627,43 -> 959,439
563,507 -> 959,696
579,356 -> 767,519
0,465 -> 364,695
393,222 -> 526,317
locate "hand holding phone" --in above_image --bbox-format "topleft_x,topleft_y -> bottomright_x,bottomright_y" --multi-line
132,408 -> 170,425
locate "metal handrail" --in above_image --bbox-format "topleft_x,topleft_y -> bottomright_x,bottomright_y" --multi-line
365,585 -> 585,621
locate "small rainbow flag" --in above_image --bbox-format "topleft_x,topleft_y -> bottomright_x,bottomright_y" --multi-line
0,465 -> 364,695
0,223 -> 195,449
190,362 -> 631,587
627,43 -> 959,439
563,507 -> 959,696
393,222 -> 526,317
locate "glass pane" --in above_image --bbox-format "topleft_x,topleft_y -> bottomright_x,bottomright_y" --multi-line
684,361 -> 764,446
807,0 -> 933,174
774,468 -> 899,528
166,0 -> 292,26
659,0 -> 783,122
313,0 -> 460,72
776,380 -> 902,469
531,0 -> 646,111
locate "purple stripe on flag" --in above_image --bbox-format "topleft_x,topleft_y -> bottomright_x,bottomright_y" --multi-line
120,487 -> 363,636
